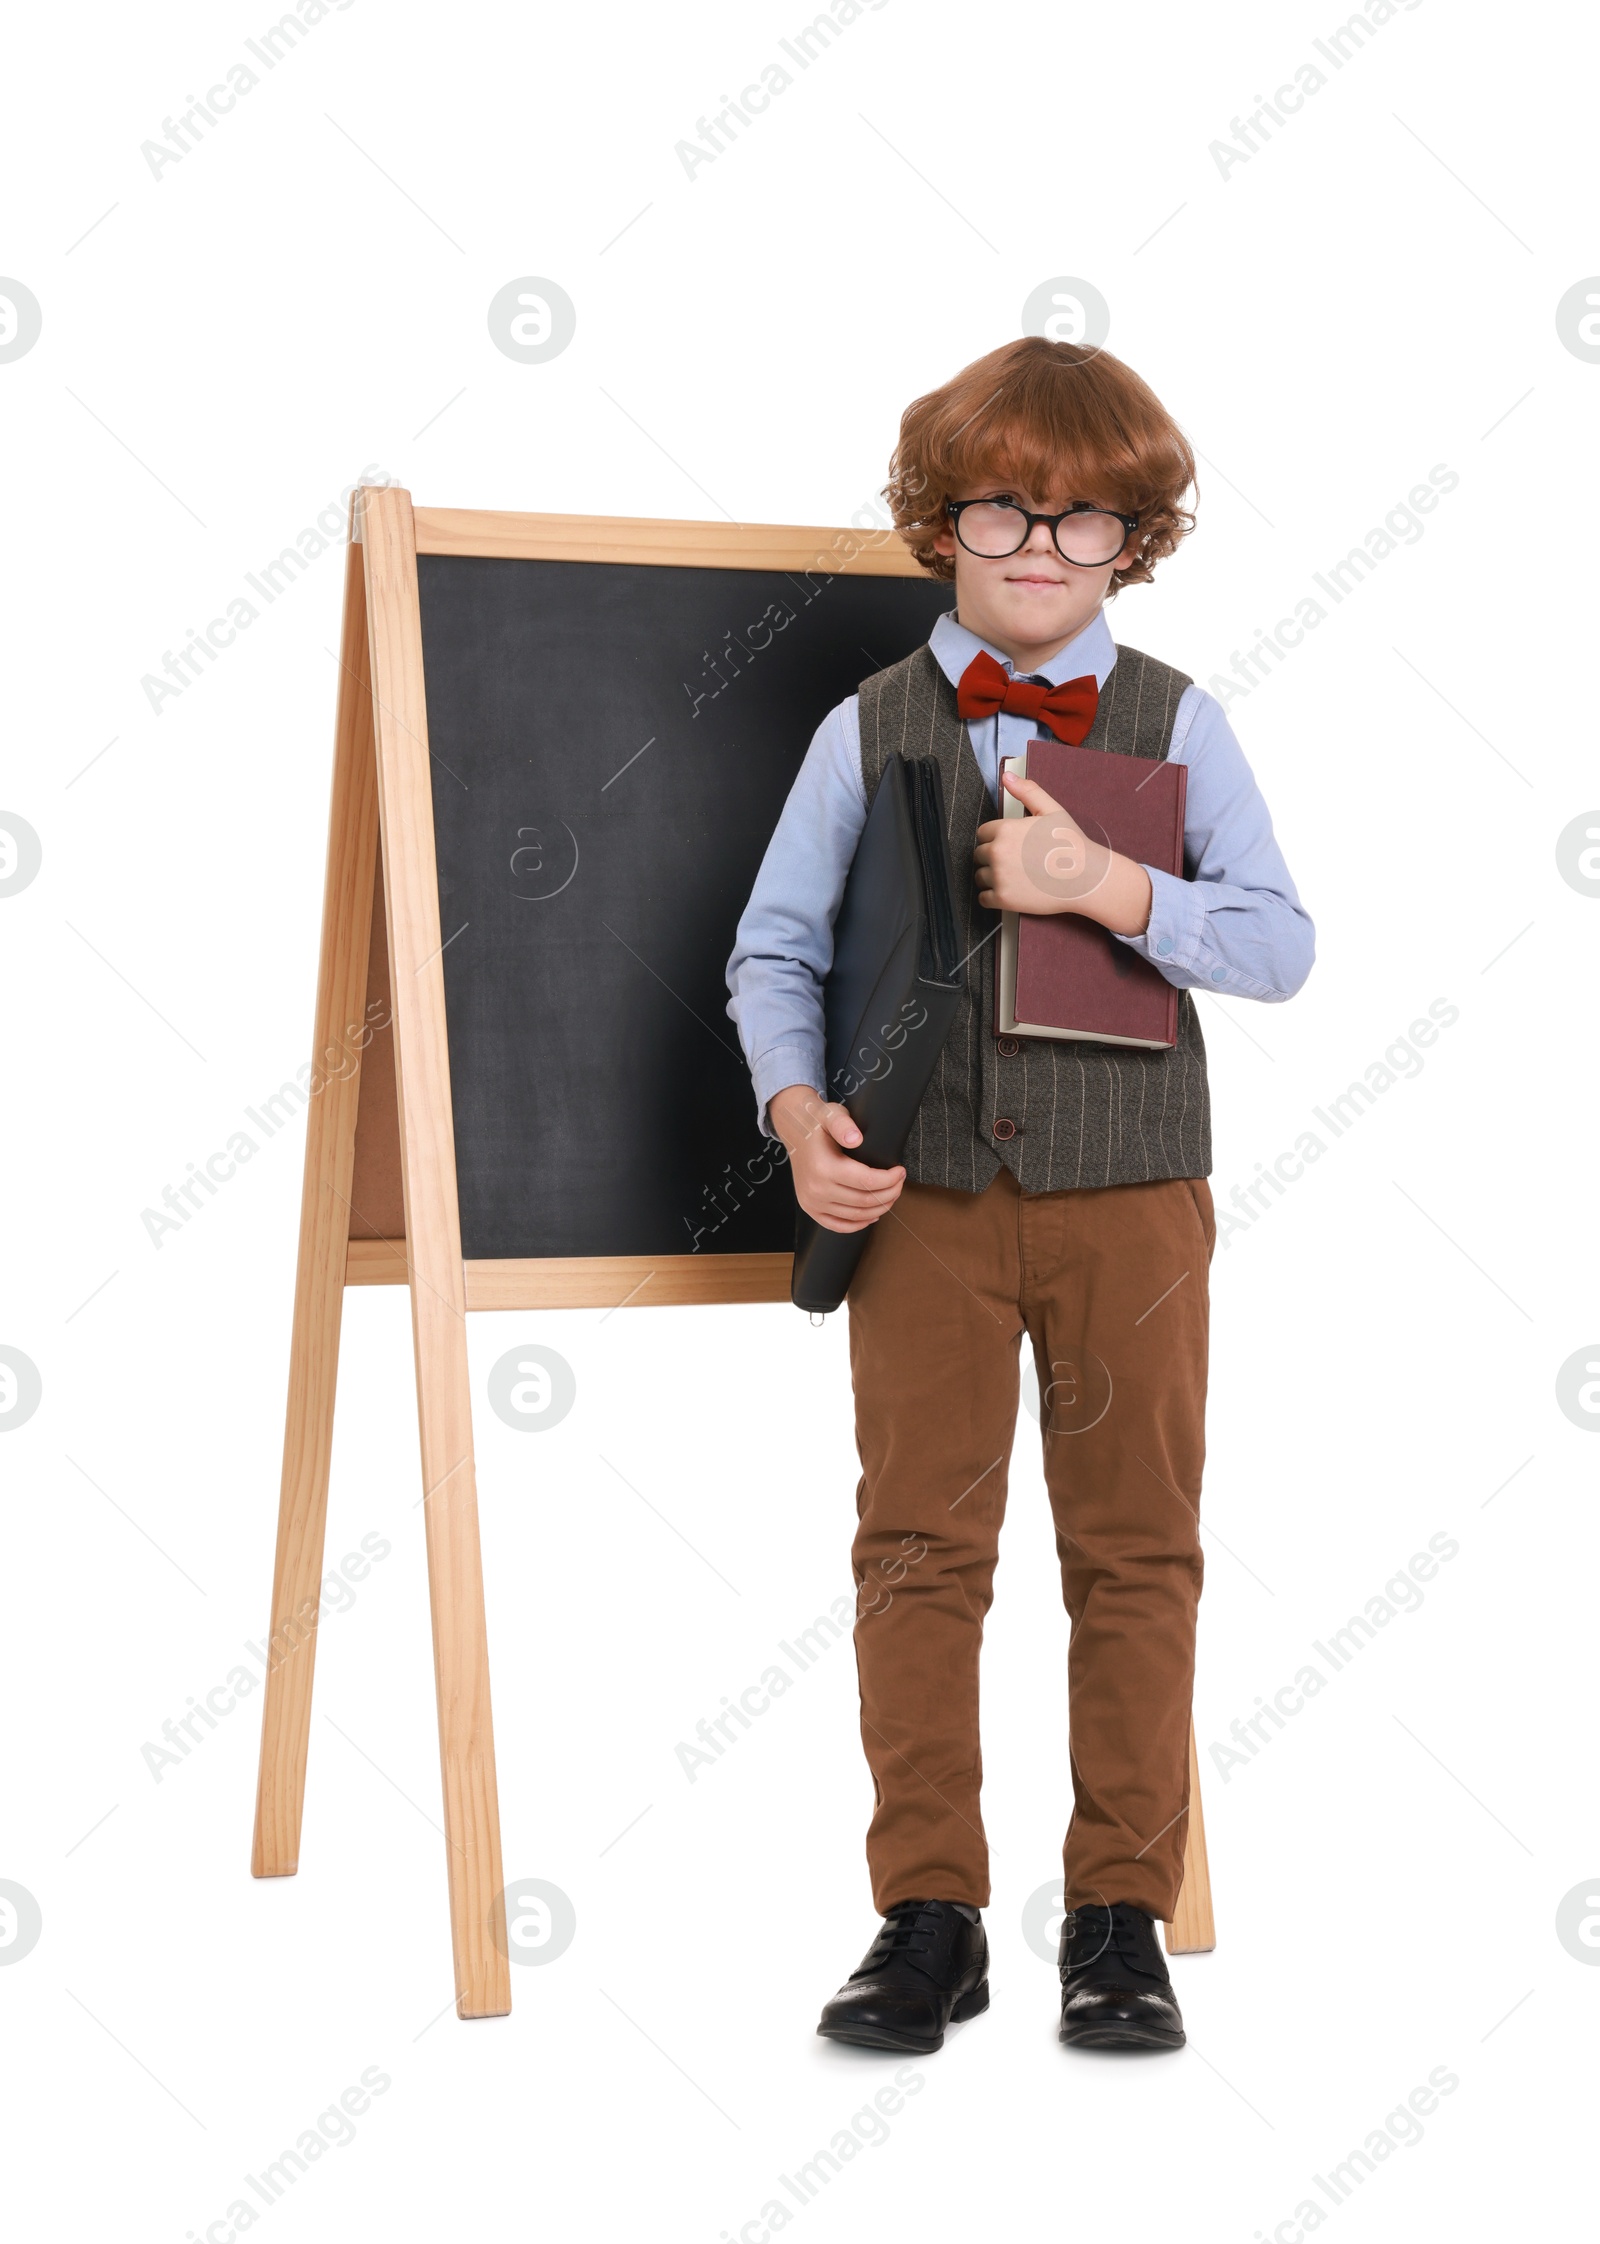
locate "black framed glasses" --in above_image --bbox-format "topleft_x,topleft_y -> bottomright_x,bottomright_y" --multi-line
947,497 -> 1138,567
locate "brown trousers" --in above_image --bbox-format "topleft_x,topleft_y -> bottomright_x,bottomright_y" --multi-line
846,1164 -> 1215,1920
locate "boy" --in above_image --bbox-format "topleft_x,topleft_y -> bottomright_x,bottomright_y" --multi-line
726,337 -> 1313,2054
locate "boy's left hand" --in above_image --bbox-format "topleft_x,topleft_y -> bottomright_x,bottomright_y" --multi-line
973,770 -> 1154,936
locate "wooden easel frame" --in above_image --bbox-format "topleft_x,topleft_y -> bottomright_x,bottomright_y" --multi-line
250,489 -> 1214,2023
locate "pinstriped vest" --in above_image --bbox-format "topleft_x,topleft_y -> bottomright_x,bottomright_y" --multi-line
857,641 -> 1211,1193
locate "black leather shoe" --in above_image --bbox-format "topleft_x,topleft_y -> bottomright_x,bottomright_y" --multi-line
817,1898 -> 990,2053
1058,1902 -> 1185,2052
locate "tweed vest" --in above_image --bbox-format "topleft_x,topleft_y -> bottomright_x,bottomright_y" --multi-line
857,641 -> 1211,1193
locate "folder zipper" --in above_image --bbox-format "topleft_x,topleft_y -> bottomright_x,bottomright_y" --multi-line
910,757 -> 961,988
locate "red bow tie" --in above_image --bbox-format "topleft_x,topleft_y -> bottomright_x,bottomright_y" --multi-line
955,648 -> 1100,744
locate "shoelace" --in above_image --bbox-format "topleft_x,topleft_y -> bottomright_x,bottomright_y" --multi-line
866,1899 -> 948,1966
1061,1905 -> 1160,1978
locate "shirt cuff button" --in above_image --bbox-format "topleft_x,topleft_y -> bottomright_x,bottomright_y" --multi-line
1210,967 -> 1227,982
1156,937 -> 1174,956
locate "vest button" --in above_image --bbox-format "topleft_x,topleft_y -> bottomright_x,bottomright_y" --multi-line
996,1036 -> 1020,1057
992,1117 -> 1017,1140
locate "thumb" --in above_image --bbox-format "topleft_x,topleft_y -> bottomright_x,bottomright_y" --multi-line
1003,770 -> 1066,816
822,1101 -> 864,1149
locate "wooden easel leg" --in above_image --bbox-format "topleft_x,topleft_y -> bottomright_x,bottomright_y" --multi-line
364,486 -> 510,2019
1164,1720 -> 1216,1954
400,1261 -> 509,2018
253,540 -> 381,1879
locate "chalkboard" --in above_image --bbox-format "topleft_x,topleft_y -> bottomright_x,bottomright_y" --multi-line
416,553 -> 953,1261
256,497 -> 1215,2015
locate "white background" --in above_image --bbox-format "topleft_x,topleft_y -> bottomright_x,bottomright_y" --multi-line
2,1 -> 1596,2237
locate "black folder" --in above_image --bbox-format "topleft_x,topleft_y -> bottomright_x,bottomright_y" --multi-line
790,755 -> 963,1314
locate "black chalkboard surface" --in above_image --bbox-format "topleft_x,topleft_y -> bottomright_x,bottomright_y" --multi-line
416,554 -> 952,1262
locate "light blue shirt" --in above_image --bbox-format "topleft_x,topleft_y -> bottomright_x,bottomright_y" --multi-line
726,607 -> 1315,1136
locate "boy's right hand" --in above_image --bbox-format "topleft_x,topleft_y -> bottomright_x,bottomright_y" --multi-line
767,1084 -> 906,1234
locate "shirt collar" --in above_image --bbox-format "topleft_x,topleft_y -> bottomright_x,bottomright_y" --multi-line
928,605 -> 1116,692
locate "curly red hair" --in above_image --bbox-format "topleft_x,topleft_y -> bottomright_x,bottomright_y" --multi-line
885,337 -> 1197,595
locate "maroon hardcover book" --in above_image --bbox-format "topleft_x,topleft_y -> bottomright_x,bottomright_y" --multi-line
996,737 -> 1187,1049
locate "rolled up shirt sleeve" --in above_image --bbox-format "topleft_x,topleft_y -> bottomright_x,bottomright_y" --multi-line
1114,685 -> 1315,1002
726,697 -> 868,1136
